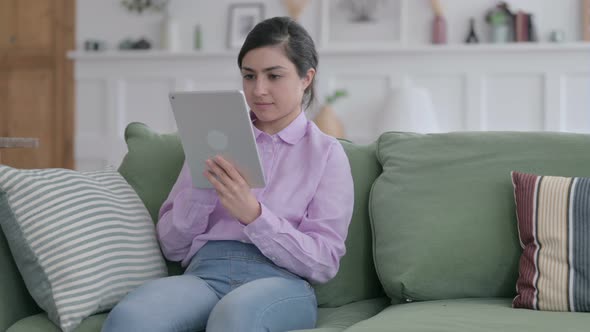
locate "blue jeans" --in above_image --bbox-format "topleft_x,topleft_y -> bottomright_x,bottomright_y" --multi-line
101,241 -> 317,332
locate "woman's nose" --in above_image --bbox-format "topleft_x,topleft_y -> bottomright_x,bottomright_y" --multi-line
253,79 -> 268,96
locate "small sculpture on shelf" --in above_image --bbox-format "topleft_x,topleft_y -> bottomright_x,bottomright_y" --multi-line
121,0 -> 169,14
133,38 -> 152,49
83,39 -> 107,51
549,30 -> 565,43
338,0 -> 384,23
465,18 -> 480,44
118,38 -> 153,50
313,90 -> 348,139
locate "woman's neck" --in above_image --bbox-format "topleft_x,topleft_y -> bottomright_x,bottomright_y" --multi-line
254,109 -> 302,135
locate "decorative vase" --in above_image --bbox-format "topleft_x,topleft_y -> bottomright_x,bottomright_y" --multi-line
282,0 -> 310,21
161,12 -> 181,51
193,24 -> 202,50
430,0 -> 446,44
432,15 -> 447,44
313,105 -> 345,139
491,24 -> 510,43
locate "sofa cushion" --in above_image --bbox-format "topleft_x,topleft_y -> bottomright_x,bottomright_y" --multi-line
0,166 -> 167,332
313,141 -> 385,307
117,122 -> 185,224
344,298 -> 590,332
0,228 -> 40,331
512,171 -> 590,312
117,122 -> 384,307
7,313 -> 107,332
117,122 -> 186,276
291,297 -> 389,332
8,298 -> 390,332
371,132 -> 590,303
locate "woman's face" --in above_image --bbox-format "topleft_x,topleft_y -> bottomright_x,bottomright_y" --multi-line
241,46 -> 314,134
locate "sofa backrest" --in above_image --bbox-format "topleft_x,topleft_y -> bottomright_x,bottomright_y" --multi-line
117,122 -> 384,308
313,140 -> 385,307
0,206 -> 40,330
370,131 -> 590,304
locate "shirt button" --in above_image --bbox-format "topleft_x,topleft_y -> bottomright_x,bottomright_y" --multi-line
270,256 -> 277,261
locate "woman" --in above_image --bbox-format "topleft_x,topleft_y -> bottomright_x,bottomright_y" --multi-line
102,16 -> 354,332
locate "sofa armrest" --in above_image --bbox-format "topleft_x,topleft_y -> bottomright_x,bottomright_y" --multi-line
0,231 -> 40,331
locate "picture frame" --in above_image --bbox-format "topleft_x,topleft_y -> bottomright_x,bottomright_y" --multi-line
319,0 -> 406,48
227,3 -> 265,49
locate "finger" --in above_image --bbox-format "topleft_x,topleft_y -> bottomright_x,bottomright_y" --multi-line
203,170 -> 226,195
214,156 -> 245,184
207,162 -> 240,196
206,159 -> 230,185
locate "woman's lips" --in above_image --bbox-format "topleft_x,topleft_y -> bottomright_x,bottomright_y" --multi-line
254,102 -> 273,109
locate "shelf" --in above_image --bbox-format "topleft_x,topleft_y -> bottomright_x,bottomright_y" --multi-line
68,42 -> 590,61
318,42 -> 590,55
67,50 -> 236,61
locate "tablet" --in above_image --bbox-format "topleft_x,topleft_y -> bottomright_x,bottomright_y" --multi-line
169,90 -> 266,189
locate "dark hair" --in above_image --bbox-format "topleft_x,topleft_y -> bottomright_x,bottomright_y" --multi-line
238,16 -> 318,110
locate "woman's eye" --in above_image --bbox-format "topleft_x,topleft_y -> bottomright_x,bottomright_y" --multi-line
243,74 -> 254,80
269,74 -> 281,80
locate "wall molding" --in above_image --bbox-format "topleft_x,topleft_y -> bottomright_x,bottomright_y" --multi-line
70,45 -> 590,170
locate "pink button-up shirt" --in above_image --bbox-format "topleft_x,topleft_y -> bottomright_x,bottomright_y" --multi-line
156,111 -> 354,284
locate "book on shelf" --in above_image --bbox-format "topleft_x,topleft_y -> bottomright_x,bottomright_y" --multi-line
514,11 -> 537,42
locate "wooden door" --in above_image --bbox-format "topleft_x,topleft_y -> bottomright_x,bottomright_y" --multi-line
0,0 -> 15,50
0,0 -> 74,169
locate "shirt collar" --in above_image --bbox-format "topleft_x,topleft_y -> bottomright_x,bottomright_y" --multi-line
251,111 -> 307,145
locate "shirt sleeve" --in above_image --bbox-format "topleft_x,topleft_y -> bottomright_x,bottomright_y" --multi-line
243,142 -> 354,284
157,162 -> 218,262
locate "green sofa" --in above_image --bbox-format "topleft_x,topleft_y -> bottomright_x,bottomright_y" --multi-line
2,123 -> 590,331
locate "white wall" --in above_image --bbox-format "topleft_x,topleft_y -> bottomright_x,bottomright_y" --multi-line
404,0 -> 581,44
77,0 -> 583,51
73,0 -> 589,170
71,45 -> 590,169
77,0 -> 319,51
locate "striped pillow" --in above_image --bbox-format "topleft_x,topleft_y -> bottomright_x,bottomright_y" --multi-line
0,166 -> 167,332
511,171 -> 590,312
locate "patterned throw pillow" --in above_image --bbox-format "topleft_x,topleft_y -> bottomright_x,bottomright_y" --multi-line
511,171 -> 590,312
0,166 -> 167,332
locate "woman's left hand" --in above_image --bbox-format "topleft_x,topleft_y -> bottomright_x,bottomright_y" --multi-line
204,156 -> 261,225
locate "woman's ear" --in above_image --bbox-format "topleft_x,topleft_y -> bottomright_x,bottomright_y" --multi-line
302,68 -> 316,90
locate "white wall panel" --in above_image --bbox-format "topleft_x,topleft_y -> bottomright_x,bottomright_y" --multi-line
71,46 -> 590,169
76,160 -> 109,172
122,78 -> 177,135
76,79 -> 107,134
564,75 -> 590,133
484,74 -> 544,131
188,78 -> 241,92
327,75 -> 390,144
75,79 -> 110,171
409,75 -> 466,132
